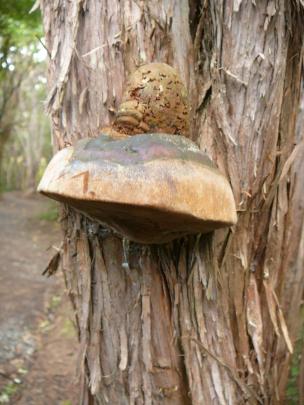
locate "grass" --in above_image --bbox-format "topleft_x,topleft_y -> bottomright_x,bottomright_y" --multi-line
37,202 -> 59,222
38,319 -> 53,333
60,319 -> 76,338
48,294 -> 62,311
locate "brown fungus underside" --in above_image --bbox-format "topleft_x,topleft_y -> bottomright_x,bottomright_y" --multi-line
38,133 -> 236,243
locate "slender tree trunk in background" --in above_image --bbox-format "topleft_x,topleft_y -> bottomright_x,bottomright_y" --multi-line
0,129 -> 11,183
22,90 -> 45,191
0,71 -> 23,186
40,1 -> 304,403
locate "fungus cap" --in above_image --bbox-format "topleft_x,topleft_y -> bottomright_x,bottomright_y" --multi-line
114,63 -> 190,137
38,133 -> 237,244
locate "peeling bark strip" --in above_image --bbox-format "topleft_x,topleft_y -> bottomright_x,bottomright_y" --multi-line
41,0 -> 304,404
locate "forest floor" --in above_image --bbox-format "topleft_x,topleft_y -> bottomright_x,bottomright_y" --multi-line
0,192 -> 78,405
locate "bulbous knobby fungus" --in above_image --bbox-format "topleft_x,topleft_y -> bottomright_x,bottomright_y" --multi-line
114,63 -> 190,137
38,63 -> 237,244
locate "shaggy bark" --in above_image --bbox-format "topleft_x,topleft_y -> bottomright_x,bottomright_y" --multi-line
40,1 -> 304,404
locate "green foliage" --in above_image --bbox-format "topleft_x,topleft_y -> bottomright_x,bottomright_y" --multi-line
0,0 -> 48,192
1,66 -> 52,192
60,401 -> 73,405
0,0 -> 51,192
38,318 -> 52,333
61,319 -> 76,339
0,1 -> 42,77
0,1 -> 41,43
49,294 -> 62,311
37,203 -> 59,222
37,156 -> 51,184
0,381 -> 19,403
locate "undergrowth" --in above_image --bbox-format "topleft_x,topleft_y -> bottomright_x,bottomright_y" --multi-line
286,305 -> 304,404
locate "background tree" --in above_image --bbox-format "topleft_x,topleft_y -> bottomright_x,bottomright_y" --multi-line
40,1 -> 304,404
0,0 -> 45,188
2,60 -> 52,192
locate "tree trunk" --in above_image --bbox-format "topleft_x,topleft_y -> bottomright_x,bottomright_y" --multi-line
40,1 -> 304,404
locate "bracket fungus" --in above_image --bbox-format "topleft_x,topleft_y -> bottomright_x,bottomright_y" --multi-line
38,63 -> 237,244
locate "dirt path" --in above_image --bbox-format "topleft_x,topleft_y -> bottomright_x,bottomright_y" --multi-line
0,192 -> 78,405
